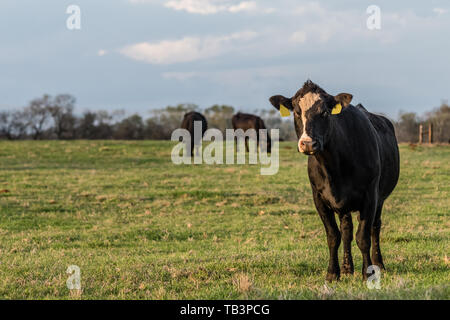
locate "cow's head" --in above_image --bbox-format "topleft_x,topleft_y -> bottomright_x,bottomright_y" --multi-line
269,80 -> 352,155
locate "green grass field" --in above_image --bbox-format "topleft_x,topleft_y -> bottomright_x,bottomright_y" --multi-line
0,141 -> 448,299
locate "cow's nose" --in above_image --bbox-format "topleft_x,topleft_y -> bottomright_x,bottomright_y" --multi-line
299,138 -> 318,154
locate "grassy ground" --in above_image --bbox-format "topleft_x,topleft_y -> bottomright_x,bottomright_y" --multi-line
0,140 -> 448,299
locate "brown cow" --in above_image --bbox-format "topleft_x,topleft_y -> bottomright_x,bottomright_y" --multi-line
180,112 -> 208,156
231,112 -> 271,153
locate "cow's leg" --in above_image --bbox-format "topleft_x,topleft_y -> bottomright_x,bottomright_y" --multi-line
339,213 -> 354,275
190,140 -> 195,158
371,201 -> 385,270
356,193 -> 377,280
195,144 -> 200,157
185,141 -> 192,157
256,132 -> 260,153
313,192 -> 341,282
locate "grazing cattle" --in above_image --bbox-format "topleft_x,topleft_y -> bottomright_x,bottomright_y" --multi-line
180,112 -> 208,156
232,112 -> 271,153
269,80 -> 400,281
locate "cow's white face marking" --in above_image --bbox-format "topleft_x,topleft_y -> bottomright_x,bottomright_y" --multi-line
300,131 -> 313,141
298,92 -> 321,138
299,92 -> 321,112
298,131 -> 313,151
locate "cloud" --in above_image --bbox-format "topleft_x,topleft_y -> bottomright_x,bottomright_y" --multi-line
129,0 -> 274,14
97,49 -> 107,57
433,8 -> 447,15
162,71 -> 198,80
164,0 -> 261,15
128,0 -> 160,3
164,0 -> 223,14
162,65 -> 298,84
120,31 -> 258,64
286,3 -> 438,46
293,2 -> 324,16
121,1 -> 450,67
228,1 -> 256,13
290,31 -> 307,44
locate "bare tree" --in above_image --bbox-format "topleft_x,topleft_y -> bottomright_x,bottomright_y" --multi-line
0,111 -> 14,139
114,114 -> 145,139
204,104 -> 234,133
23,95 -> 52,140
149,104 -> 199,139
76,110 -> 123,139
395,112 -> 420,143
48,94 -> 76,139
2,92 -> 447,142
425,102 -> 450,143
145,117 -> 166,140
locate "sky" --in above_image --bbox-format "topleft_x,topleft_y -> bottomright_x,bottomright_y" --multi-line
0,0 -> 449,118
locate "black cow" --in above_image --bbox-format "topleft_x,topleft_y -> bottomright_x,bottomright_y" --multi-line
180,112 -> 208,156
232,112 -> 271,153
269,80 -> 399,281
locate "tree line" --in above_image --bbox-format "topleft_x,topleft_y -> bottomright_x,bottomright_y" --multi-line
0,94 -> 449,143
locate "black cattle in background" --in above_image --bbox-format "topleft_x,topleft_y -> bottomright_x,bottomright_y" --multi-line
270,80 -> 400,282
180,112 -> 208,156
231,112 -> 271,153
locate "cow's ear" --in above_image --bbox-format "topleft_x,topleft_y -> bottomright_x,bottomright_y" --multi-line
334,93 -> 353,107
269,95 -> 293,111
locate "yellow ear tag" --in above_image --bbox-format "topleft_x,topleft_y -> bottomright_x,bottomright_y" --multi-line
279,104 -> 291,117
331,103 -> 342,115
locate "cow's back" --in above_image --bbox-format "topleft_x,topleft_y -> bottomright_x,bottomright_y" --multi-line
232,112 -> 265,131
356,105 -> 400,200
181,112 -> 207,142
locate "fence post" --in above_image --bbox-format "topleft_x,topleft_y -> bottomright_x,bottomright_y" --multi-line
419,125 -> 423,144
428,123 -> 433,144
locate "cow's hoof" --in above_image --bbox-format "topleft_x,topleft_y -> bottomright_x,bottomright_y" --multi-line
326,273 -> 340,282
373,261 -> 386,271
341,264 -> 354,275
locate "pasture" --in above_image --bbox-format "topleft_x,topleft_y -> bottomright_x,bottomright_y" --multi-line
0,141 -> 448,299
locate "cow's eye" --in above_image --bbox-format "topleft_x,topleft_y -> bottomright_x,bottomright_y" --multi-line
321,111 -> 329,118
